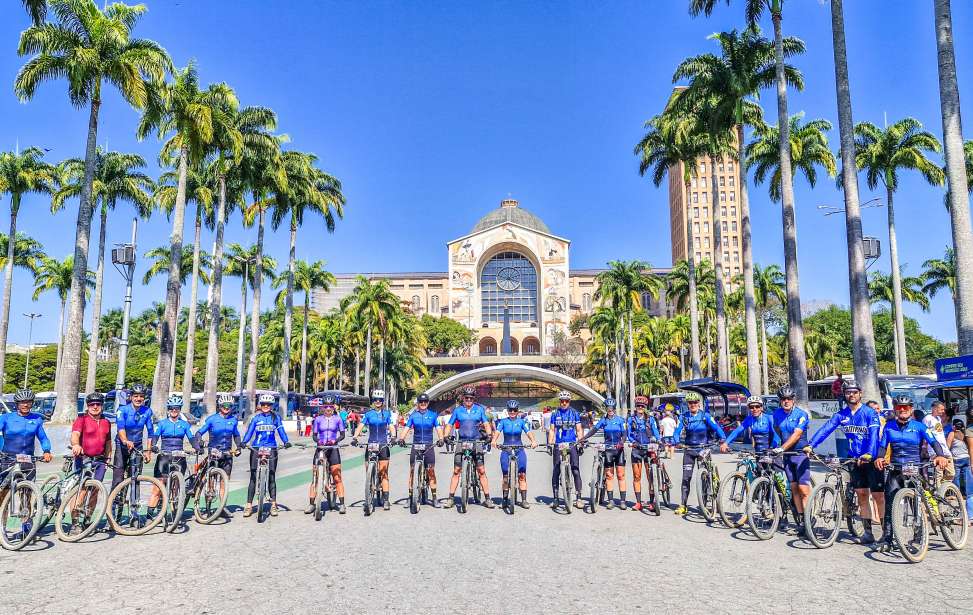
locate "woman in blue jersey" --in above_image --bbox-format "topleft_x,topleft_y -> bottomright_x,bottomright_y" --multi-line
241,394 -> 291,517
579,398 -> 628,510
720,396 -> 780,455
672,391 -> 726,516
628,396 -> 661,512
491,400 -> 538,509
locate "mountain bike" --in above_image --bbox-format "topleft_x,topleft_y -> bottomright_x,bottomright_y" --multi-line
408,442 -> 433,515
53,456 -> 109,542
498,444 -> 528,514
886,461 -> 969,563
680,444 -> 720,521
550,443 -> 576,514
358,441 -> 386,516
718,451 -> 759,528
631,442 -> 669,515
804,454 -> 866,548
106,446 -> 167,536
0,453 -> 45,550
586,443 -> 611,514
190,448 -> 233,524
312,444 -> 348,520
744,451 -> 810,540
455,440 -> 486,514
156,449 -> 191,533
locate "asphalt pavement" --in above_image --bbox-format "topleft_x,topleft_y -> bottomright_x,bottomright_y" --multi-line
3,430 -> 971,614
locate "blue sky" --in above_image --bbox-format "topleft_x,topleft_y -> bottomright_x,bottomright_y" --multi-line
0,0 -> 971,345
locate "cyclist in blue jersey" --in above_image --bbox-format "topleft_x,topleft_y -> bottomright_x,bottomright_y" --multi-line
194,394 -> 241,519
443,386 -> 494,508
242,393 -> 292,517
352,390 -> 396,511
491,399 -> 538,509
627,396 -> 661,512
548,390 -> 584,510
580,398 -> 629,510
0,389 -> 53,497
720,396 -> 780,454
111,383 -> 155,494
398,393 -> 443,508
149,395 -> 201,512
768,386 -> 812,523
673,391 -> 726,515
874,396 -> 949,551
804,382 -> 883,543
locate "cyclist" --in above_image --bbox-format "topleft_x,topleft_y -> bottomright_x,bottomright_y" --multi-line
351,390 -> 395,511
804,382 -> 883,543
398,393 -> 442,508
111,383 -> 154,495
769,385 -> 812,525
491,399 -> 538,509
70,391 -> 112,483
0,389 -> 53,504
672,391 -> 726,516
148,395 -> 201,513
628,395 -> 661,512
548,390 -> 584,510
194,393 -> 242,519
720,396 -> 780,453
306,394 -> 347,515
874,395 -> 949,552
241,393 -> 292,517
580,398 -> 628,510
442,386 -> 494,508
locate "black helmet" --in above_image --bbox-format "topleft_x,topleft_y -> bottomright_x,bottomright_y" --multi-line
604,398 -> 617,410
776,385 -> 795,400
893,395 -> 914,407
14,388 -> 35,403
506,400 -> 519,411
322,394 -> 337,406
129,383 -> 147,395
842,381 -> 861,393
462,386 -> 476,397
86,392 -> 105,405
417,393 -> 430,403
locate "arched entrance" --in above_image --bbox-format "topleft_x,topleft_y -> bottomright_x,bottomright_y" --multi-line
424,364 -> 604,405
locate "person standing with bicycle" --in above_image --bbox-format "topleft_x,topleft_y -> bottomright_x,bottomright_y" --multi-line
242,394 -> 292,517
70,392 -> 113,484
672,391 -> 726,516
194,394 -> 242,519
149,396 -> 201,513
111,384 -> 154,496
627,396 -> 661,512
491,399 -> 537,510
398,393 -> 442,509
352,390 -> 395,511
442,386 -> 494,509
0,389 -> 53,503
766,386 -> 813,526
548,390 -> 584,510
305,394 -> 347,515
579,398 -> 628,510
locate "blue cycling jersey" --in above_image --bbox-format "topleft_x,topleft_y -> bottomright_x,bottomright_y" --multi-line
551,408 -> 581,444
593,415 -> 628,445
772,407 -> 810,448
242,412 -> 289,448
115,403 -> 155,445
195,413 -> 241,451
808,404 -> 879,458
673,411 -> 726,447
447,404 -> 488,441
879,419 -> 945,464
153,417 -> 196,452
627,414 -> 660,445
0,412 -> 51,456
406,410 -> 439,444
726,413 -> 780,451
362,409 -> 393,444
496,417 -> 529,446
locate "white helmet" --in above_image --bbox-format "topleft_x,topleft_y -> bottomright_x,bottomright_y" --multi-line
217,393 -> 234,407
746,395 -> 763,407
558,391 -> 572,401
166,395 -> 182,408
371,390 -> 385,401
258,393 -> 275,405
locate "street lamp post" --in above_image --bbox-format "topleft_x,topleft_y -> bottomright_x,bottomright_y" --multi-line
112,219 -> 138,390
22,312 -> 41,388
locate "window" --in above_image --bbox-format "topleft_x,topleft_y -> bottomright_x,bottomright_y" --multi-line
703,207 -> 708,219
721,207 -> 727,218
719,176 -> 725,187
703,222 -> 709,232
732,221 -> 738,231
729,176 -> 735,186
409,283 -> 423,289
734,267 -> 741,275
692,193 -> 699,204
699,161 -> 706,173
727,161 -> 734,171
695,252 -> 703,262
695,237 -> 701,248
430,295 -> 440,313
730,207 -> 737,217
582,292 -> 592,312
640,292 -> 653,310
722,221 -> 728,232
523,337 -> 540,355
733,251 -> 739,262
411,295 -> 421,312
729,191 -> 735,202
718,161 -> 725,172
732,237 -> 738,247
702,192 -> 708,202
694,222 -> 700,234
720,191 -> 727,202
723,251 -> 730,262
704,237 -> 710,248
691,178 -> 698,188
480,251 -> 537,323
429,283 -> 443,289
722,236 -> 728,247
479,337 -> 497,356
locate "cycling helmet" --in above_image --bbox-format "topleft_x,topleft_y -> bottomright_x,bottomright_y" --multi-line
166,395 -> 182,408
322,394 -> 337,406
217,393 -> 234,407
370,390 -> 385,401
85,392 -> 105,405
776,385 -> 795,400
746,395 -> 763,407
258,393 -> 275,405
893,395 -> 914,407
842,382 -> 861,393
603,398 -> 617,410
417,393 -> 430,403
14,388 -> 35,403
462,386 -> 476,397
684,391 -> 702,403
506,400 -> 519,411
129,383 -> 148,396
634,395 -> 649,406
558,391 -> 572,401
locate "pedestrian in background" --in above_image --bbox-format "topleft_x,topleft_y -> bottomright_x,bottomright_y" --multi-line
660,409 -> 677,459
948,417 -> 973,522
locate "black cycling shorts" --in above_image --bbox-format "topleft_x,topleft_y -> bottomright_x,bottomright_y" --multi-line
153,455 -> 188,479
410,445 -> 436,468
603,447 -> 626,467
453,441 -> 486,467
363,443 -> 391,461
849,462 -> 885,492
313,447 -> 342,467
630,445 -> 657,464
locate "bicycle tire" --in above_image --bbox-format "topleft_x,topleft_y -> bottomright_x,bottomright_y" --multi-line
0,481 -> 43,550
717,471 -> 749,528
891,487 -> 929,563
194,468 -> 229,525
54,479 -> 107,543
659,463 -> 671,508
844,483 -> 865,538
506,458 -> 517,515
936,482 -> 969,550
312,463 -> 325,521
327,472 -> 337,512
363,461 -> 376,516
588,457 -> 601,514
460,457 -> 470,514
107,476 -> 167,535
410,461 -> 423,514
36,474 -> 60,530
697,468 -> 717,522
746,476 -> 780,540
805,482 -> 840,549
563,460 -> 573,514
164,472 -> 187,532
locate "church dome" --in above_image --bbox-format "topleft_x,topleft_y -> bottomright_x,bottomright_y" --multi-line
471,199 -> 551,235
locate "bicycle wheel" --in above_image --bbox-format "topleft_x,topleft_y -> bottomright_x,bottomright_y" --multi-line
0,481 -> 42,550
54,480 -> 108,543
936,482 -> 969,550
717,471 -> 749,528
107,476 -> 167,535
746,476 -> 780,540
659,463 -> 672,508
697,468 -> 717,522
459,457 -> 470,514
194,468 -> 229,525
410,463 -> 423,514
506,460 -> 517,515
37,474 -> 60,530
562,461 -> 573,515
326,471 -> 337,512
363,461 -> 376,516
588,458 -> 601,514
805,482 -> 841,549
844,484 -> 865,538
890,487 -> 929,563
164,473 -> 186,532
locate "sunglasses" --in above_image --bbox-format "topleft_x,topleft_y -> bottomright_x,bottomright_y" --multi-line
635,404 -> 647,408
463,396 -> 474,400
418,401 -> 429,404
87,402 -> 103,407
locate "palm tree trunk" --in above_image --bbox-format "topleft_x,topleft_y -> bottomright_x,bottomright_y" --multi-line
627,312 -> 636,411
246,208 -> 265,413
760,311 -> 769,396
737,125 -> 761,393
830,0 -> 881,402
181,211 -> 203,414
711,156 -> 729,380
281,220 -> 296,405
705,317 -> 713,378
338,351 -> 344,391
54,96 -> 100,422
935,0 -> 973,355
686,206 -> 702,379
354,348 -> 360,395
84,203 -> 107,394
235,274 -> 247,393
204,175 -> 229,410
54,299 -> 65,383
300,293 -> 309,394
364,324 -> 373,395
324,352 -> 330,392
0,195 -> 21,387
886,187 -> 908,374
772,6 -> 809,405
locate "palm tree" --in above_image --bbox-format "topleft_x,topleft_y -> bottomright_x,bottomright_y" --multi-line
0,233 -> 45,274
54,149 -> 154,392
142,245 -> 210,287
137,62 -> 235,414
854,118 -> 943,374
16,0 -> 171,420
223,243 -> 276,396
869,269 -> 930,369
273,259 -> 335,394
22,0 -> 47,23
922,247 -> 959,337
673,26 -> 803,391
98,308 -> 124,358
828,0 -> 880,401
32,256 -> 93,385
0,147 -> 54,386
342,277 -> 400,396
752,264 -> 785,395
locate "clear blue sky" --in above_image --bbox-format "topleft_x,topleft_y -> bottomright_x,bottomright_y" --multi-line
0,0 -> 970,346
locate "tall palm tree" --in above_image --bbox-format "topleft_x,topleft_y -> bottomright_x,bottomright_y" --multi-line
16,0 -> 171,420
922,247 -> 959,337
142,245 -> 210,287
273,259 -> 335,394
54,149 -> 154,392
32,256 -> 93,384
98,308 -> 124,358
342,277 -> 400,396
137,62 -> 235,414
0,233 -> 45,275
854,118 -> 943,374
869,269 -> 930,369
752,264 -> 785,395
0,147 -> 54,386
673,26 -> 803,391
828,0 -> 880,401
223,243 -> 276,397
22,0 -> 47,23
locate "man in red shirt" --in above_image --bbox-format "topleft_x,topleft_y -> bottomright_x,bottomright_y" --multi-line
71,392 -> 113,482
